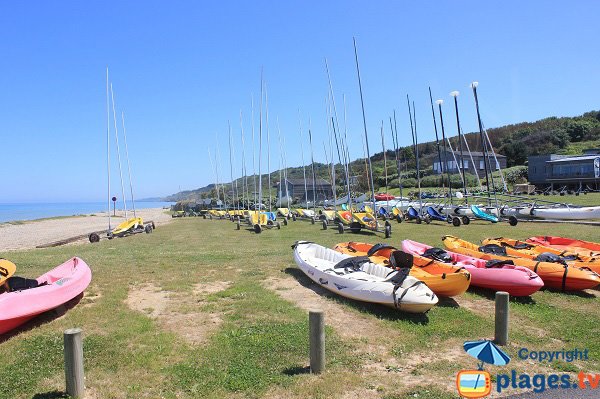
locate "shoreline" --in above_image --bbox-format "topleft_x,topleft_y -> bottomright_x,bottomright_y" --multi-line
0,208 -> 173,252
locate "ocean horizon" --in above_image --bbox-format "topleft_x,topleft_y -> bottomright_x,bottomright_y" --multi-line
0,201 -> 174,223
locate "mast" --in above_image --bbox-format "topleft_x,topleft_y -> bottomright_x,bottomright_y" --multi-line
380,120 -> 389,210
265,82 -> 272,213
308,119 -> 317,214
471,82 -> 492,197
461,130 -> 483,189
298,110 -> 309,207
215,133 -> 226,209
353,37 -> 377,218
121,112 -> 137,218
450,91 -> 468,203
392,110 -> 403,201
251,95 -> 257,206
407,96 -> 422,213
240,110 -> 250,211
228,121 -> 236,212
428,87 -> 445,196
436,100 -> 454,209
106,68 -> 111,231
258,70 -> 263,214
207,148 -> 219,205
110,83 -> 128,219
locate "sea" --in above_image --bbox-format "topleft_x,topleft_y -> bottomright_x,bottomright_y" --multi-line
0,201 -> 174,223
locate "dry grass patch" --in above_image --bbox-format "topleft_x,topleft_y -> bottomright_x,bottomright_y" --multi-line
126,281 -> 232,345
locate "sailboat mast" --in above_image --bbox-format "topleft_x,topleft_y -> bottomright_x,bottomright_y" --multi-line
380,120 -> 389,210
251,95 -> 258,206
407,97 -> 422,213
265,84 -> 273,213
228,121 -> 236,213
106,68 -> 111,231
298,110 -> 309,207
121,112 -> 137,218
451,91 -> 468,203
308,119 -> 317,213
461,130 -> 483,190
110,83 -> 128,219
258,71 -> 264,214
428,87 -> 445,196
240,110 -> 250,211
392,110 -> 403,201
436,100 -> 453,207
353,37 -> 377,218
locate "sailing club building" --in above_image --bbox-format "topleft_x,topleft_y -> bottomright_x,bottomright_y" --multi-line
433,149 -> 507,179
528,149 -> 600,191
282,178 -> 333,202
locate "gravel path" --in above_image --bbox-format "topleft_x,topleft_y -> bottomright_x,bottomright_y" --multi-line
0,208 -> 172,252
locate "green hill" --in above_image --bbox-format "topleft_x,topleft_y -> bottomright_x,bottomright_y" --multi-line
167,110 -> 600,202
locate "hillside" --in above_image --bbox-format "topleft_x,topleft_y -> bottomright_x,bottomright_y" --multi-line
166,110 -> 600,202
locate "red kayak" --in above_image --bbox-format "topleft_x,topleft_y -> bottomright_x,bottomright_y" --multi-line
402,239 -> 544,296
0,257 -> 92,334
375,193 -> 395,201
527,236 -> 600,256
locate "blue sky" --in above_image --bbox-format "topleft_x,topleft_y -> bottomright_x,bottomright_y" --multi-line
1,1 -> 598,202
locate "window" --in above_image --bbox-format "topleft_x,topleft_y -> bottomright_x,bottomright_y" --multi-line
479,160 -> 485,170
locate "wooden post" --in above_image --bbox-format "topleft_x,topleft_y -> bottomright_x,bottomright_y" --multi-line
309,309 -> 325,374
494,292 -> 509,346
64,328 -> 85,398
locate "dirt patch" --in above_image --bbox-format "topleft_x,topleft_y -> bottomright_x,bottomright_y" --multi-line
265,276 -> 454,391
454,296 -> 495,317
125,282 -> 231,344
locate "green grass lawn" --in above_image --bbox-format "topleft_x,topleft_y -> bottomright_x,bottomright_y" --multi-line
1,216 -> 599,398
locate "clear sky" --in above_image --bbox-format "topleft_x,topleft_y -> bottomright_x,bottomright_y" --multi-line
1,1 -> 598,202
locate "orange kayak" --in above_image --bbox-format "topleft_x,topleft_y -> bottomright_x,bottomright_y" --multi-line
482,237 -> 600,274
333,241 -> 471,297
443,236 -> 600,291
527,236 -> 600,257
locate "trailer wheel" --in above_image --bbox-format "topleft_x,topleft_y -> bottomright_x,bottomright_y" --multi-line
236,220 -> 241,230
311,217 -> 315,225
89,233 -> 100,243
322,220 -> 328,230
292,214 -> 297,221
276,222 -> 281,229
338,222 -> 344,234
508,216 -> 518,226
424,215 -> 431,224
452,217 -> 461,227
267,219 -> 274,226
254,224 -> 262,234
283,218 -> 288,226
416,217 -> 422,224
145,224 -> 153,234
385,224 -> 392,239
462,216 -> 470,225
396,214 -> 403,223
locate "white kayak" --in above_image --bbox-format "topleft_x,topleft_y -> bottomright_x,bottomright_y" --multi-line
529,206 -> 600,220
292,241 -> 438,313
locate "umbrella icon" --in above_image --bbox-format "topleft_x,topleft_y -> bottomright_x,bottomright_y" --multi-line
464,340 -> 511,370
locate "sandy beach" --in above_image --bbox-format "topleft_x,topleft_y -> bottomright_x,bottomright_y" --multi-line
0,208 -> 172,252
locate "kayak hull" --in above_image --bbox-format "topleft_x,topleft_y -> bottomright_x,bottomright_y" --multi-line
402,239 -> 543,297
0,257 -> 92,335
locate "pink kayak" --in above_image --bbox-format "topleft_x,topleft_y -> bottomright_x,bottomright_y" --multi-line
0,257 -> 92,334
402,240 -> 544,296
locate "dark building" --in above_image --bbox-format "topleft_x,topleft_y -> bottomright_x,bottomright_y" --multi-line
433,150 -> 507,178
528,153 -> 600,190
283,178 -> 333,202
